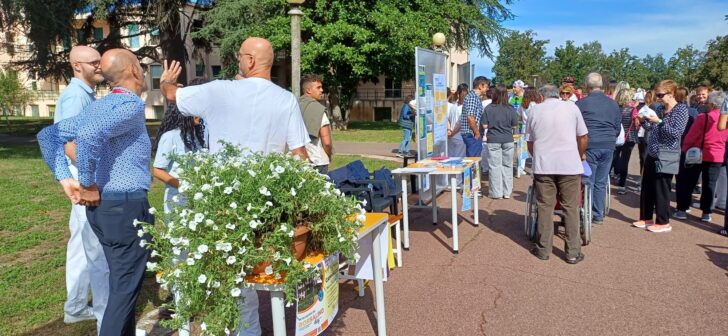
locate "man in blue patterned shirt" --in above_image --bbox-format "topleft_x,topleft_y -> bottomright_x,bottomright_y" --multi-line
38,48 -> 153,336
460,76 -> 489,156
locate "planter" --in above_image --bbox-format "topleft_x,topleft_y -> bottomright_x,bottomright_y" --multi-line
252,225 -> 311,274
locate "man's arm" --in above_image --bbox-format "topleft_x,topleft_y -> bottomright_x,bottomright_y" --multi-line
527,141 -> 533,156
577,134 -> 588,161
319,125 -> 333,160
291,147 -> 309,161
467,115 -> 480,138
64,141 -> 77,164
160,60 -> 182,102
37,121 -> 79,202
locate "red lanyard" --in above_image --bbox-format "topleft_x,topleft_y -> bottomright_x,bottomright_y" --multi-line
111,88 -> 132,95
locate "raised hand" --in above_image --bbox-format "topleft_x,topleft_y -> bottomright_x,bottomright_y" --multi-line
161,59 -> 182,85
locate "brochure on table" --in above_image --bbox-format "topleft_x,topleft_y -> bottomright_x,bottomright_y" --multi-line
296,254 -> 339,336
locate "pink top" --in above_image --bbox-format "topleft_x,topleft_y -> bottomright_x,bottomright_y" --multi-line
682,109 -> 728,163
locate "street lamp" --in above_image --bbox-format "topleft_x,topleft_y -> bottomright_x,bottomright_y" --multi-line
288,0 -> 304,97
432,32 -> 446,52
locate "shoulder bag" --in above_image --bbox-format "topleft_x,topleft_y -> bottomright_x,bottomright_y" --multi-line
684,115 -> 708,165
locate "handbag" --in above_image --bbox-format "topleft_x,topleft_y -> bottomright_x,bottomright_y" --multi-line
616,124 -> 625,146
655,148 -> 681,174
684,115 -> 708,165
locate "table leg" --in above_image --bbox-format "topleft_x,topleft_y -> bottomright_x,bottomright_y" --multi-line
451,175 -> 458,254
270,290 -> 286,336
431,174 -> 437,225
372,227 -> 387,336
401,176 -> 410,250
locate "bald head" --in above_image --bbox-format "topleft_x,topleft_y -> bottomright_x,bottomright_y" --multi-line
238,37 -> 274,79
69,46 -> 100,64
100,48 -> 146,94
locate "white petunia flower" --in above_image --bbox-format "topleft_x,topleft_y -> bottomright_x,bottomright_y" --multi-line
132,219 -> 140,227
235,276 -> 243,284
226,256 -> 236,265
356,214 -> 367,223
259,186 -> 271,196
171,195 -> 179,203
214,182 -> 223,187
193,192 -> 203,201
283,257 -> 292,265
189,221 -> 198,231
194,213 -> 205,223
137,229 -> 144,237
197,244 -> 209,253
354,253 -> 361,262
247,170 -> 257,177
241,233 -> 248,241
274,165 -> 285,174
273,251 -> 281,261
216,242 -> 233,252
249,220 -> 259,229
200,184 -> 212,192
139,239 -> 148,248
181,238 -> 190,246
200,322 -> 207,331
288,230 -> 294,238
246,203 -> 252,211
230,202 -> 238,209
225,223 -> 236,230
194,166 -> 201,172
150,250 -> 159,258
265,201 -> 273,207
186,258 -> 195,266
230,288 -> 241,297
170,237 -> 181,245
339,236 -> 345,242
205,219 -> 213,226
146,262 -> 157,271
198,274 -> 207,283
238,246 -> 247,254
148,207 -> 157,215
173,268 -> 182,277
264,265 -> 273,275
290,187 -> 297,196
172,247 -> 181,256
212,225 -> 219,231
224,187 -> 233,194
212,281 -> 221,288
193,252 -> 202,259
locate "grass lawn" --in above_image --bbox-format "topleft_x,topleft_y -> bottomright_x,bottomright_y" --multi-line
0,143 -> 396,335
331,121 -> 403,143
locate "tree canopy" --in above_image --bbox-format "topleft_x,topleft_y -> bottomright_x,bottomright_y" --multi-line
491,30 -> 547,86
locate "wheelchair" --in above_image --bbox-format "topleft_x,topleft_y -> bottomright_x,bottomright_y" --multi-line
524,174 -> 592,246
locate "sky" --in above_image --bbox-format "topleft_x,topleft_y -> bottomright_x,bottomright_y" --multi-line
469,0 -> 728,79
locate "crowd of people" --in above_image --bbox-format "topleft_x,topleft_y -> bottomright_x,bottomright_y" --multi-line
439,72 -> 727,263
37,37 -> 329,336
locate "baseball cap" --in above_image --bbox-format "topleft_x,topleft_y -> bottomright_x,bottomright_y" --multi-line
512,80 -> 526,88
633,91 -> 645,102
561,76 -> 575,84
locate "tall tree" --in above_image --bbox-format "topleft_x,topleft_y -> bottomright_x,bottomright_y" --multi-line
697,35 -> 728,89
194,0 -> 514,128
491,29 -> 548,86
0,70 -> 34,126
668,45 -> 704,87
640,53 -> 670,88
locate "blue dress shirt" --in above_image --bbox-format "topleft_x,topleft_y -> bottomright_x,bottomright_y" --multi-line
54,77 -> 96,123
38,87 -> 151,193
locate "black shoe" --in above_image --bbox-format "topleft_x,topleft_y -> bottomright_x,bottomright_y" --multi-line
530,248 -> 549,260
566,253 -> 585,264
592,219 -> 603,225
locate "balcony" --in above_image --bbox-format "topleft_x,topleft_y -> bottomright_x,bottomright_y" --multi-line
354,88 -> 415,101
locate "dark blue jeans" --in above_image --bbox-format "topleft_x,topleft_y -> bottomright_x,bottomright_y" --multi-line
87,194 -> 152,336
586,148 -> 614,221
462,133 -> 483,157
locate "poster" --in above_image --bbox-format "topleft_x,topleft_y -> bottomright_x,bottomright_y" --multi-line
426,131 -> 433,156
296,254 -> 339,336
418,66 -> 426,97
432,74 -> 448,144
419,114 -> 427,139
462,166 -> 472,211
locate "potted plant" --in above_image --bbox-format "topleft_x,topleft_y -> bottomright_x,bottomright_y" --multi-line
140,142 -> 364,335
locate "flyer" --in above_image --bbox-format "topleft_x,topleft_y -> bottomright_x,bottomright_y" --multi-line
295,254 -> 339,336
432,74 -> 448,144
462,166 -> 472,211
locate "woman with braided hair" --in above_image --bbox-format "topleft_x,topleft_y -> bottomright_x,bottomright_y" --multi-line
152,101 -> 207,214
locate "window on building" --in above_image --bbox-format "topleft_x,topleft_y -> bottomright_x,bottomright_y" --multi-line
150,64 -> 162,90
211,65 -> 222,79
384,77 -> 401,98
48,105 -> 56,119
128,23 -> 139,48
195,63 -> 205,77
94,27 -> 104,41
153,105 -> 164,120
30,105 -> 39,117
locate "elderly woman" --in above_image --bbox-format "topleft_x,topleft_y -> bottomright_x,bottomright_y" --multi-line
632,80 -> 689,233
481,84 -> 518,199
673,91 -> 728,222
559,84 -> 574,101
612,88 -> 639,194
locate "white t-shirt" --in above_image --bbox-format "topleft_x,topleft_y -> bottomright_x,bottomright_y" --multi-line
447,102 -> 463,134
526,98 -> 588,175
153,129 -> 187,213
305,114 -> 331,166
176,77 -> 309,154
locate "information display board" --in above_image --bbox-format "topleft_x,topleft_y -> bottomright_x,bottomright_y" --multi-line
414,47 -> 449,201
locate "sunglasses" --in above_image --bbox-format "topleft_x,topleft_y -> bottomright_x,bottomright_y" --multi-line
655,92 -> 668,98
560,92 -> 570,95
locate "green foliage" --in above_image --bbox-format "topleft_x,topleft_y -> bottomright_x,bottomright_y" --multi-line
141,142 -> 364,335
491,30 -> 548,85
0,70 -> 34,120
194,0 -> 513,116
698,35 -> 728,89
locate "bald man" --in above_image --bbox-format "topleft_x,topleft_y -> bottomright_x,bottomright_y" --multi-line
38,48 -> 153,336
159,37 -> 309,335
53,45 -> 109,329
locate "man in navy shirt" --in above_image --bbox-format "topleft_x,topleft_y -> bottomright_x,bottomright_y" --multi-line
576,73 -> 621,224
38,48 -> 152,335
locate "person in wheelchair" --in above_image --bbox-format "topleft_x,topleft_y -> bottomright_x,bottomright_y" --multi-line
526,84 -> 589,264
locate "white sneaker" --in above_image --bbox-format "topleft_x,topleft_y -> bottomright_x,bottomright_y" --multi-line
64,307 -> 96,324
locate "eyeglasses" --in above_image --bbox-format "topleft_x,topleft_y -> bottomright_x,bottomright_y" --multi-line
76,60 -> 101,68
560,92 -> 570,95
655,92 -> 667,98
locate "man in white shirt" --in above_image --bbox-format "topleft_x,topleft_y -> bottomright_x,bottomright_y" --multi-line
527,84 -> 589,264
298,73 -> 333,173
159,37 -> 309,336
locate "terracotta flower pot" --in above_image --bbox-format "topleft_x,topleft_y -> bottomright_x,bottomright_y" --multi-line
252,225 -> 311,274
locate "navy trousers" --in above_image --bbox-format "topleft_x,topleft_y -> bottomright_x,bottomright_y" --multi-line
87,194 -> 152,336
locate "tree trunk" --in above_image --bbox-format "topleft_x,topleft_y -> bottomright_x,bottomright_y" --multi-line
160,11 -> 188,85
328,86 -> 346,130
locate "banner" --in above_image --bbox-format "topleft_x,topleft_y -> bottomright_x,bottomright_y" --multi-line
295,254 -> 339,336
